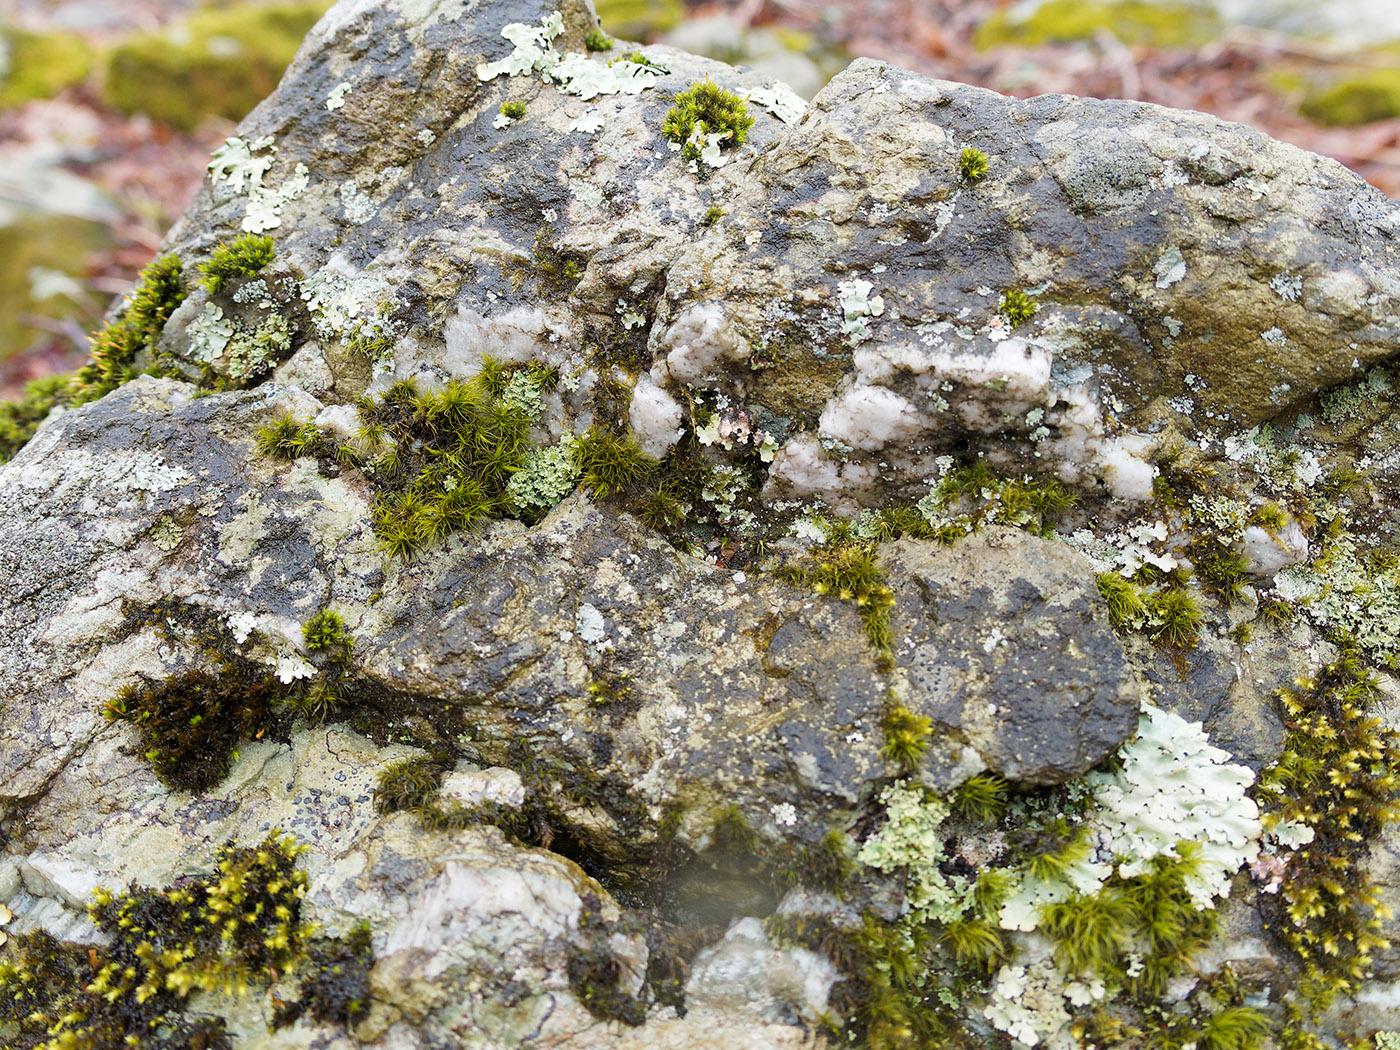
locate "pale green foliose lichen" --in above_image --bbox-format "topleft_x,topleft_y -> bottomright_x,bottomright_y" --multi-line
1275,535 -> 1400,668
507,434 -> 580,513
838,278 -> 885,344
857,783 -> 974,924
207,135 -> 309,234
475,14 -> 668,103
748,81 -> 807,124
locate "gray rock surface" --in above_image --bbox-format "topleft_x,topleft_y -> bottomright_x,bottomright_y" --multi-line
3,0 -> 1400,1047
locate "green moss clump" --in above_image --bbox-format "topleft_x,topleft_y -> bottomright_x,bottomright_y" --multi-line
0,372 -> 71,465
959,145 -> 989,183
254,413 -> 331,460
303,608 -> 352,653
879,703 -> 933,771
0,833 -> 324,1050
70,253 -> 188,404
775,535 -> 897,660
1095,570 -> 1203,649
1254,649 -> 1400,1009
104,2 -> 333,132
576,427 -> 657,497
273,922 -> 374,1030
662,78 -> 755,163
0,27 -> 93,107
998,288 -> 1038,328
1300,69 -> 1400,127
199,233 -> 276,294
950,772 -> 1008,822
291,609 -> 356,723
102,662 -> 285,792
500,100 -> 527,120
585,28 -> 614,52
373,756 -> 446,814
973,0 -> 1219,50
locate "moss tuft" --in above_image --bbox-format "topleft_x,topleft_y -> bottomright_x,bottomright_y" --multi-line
373,756 -> 446,814
199,233 -> 276,294
951,772 -> 1008,822
1254,648 -> 1400,1008
0,372 -> 72,465
500,100 -> 527,120
102,663 -> 285,792
585,28 -> 614,51
0,832 -> 340,1050
959,145 -> 989,183
70,253 -> 188,405
880,703 -> 933,771
662,78 -> 755,163
998,288 -> 1038,327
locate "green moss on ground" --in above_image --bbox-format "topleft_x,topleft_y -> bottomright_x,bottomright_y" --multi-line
1300,68 -> 1400,126
592,0 -> 686,41
0,214 -> 113,372
0,27 -> 93,107
973,0 -> 1220,50
104,2 -> 333,132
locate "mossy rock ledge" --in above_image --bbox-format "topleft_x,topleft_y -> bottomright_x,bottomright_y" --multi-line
5,0 -> 1400,1047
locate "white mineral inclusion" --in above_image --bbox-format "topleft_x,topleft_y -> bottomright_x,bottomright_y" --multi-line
818,384 -> 922,451
767,434 -> 879,497
1240,519 -> 1308,577
443,306 -> 567,374
314,403 -> 362,441
1097,434 -> 1157,501
628,374 -> 684,458
576,603 -> 606,644
655,302 -> 750,385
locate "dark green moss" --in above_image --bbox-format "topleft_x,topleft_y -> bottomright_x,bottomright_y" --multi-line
373,756 -> 447,814
102,663 -> 286,792
567,895 -> 647,1025
0,834 -> 325,1050
273,921 -> 374,1030
500,100 -> 527,120
584,28 -> 614,51
1254,648 -> 1400,1009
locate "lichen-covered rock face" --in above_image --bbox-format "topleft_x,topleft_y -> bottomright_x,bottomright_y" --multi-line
4,0 -> 1400,1048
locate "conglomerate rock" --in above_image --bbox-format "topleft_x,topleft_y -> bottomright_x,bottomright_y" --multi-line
3,0 -> 1400,1047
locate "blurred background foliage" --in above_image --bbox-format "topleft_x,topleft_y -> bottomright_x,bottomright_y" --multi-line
3,0 -> 1400,393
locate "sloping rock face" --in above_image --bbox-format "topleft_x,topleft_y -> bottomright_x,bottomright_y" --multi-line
3,1 -> 1400,1048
